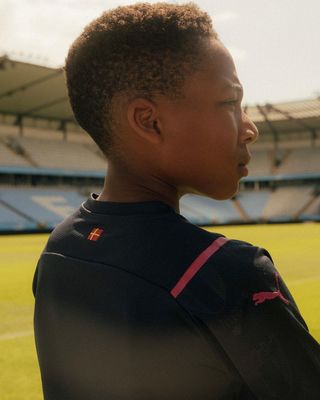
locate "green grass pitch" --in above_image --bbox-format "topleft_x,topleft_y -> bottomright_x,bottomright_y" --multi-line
0,223 -> 319,399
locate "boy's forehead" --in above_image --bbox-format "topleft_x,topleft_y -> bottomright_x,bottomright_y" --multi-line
184,43 -> 242,95
208,43 -> 238,76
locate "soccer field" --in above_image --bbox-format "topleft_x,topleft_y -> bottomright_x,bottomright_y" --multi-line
0,223 -> 319,400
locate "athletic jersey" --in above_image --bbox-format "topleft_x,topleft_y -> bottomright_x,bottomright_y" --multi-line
33,194 -> 320,400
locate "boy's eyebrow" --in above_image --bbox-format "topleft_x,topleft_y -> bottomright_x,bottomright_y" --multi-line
222,82 -> 243,93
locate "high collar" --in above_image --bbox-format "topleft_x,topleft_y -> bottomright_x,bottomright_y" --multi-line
82,193 -> 177,216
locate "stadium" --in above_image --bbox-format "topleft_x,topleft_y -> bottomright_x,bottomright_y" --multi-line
0,56 -> 319,229
0,13 -> 320,400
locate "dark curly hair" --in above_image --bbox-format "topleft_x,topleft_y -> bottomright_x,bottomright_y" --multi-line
65,2 -> 218,156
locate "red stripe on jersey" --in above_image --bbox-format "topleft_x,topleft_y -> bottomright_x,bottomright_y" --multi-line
87,228 -> 104,241
170,236 -> 228,298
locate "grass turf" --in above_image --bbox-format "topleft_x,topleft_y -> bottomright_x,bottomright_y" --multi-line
0,223 -> 319,399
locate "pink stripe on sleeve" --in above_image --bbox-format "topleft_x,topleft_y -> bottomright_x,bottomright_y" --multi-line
170,236 -> 228,298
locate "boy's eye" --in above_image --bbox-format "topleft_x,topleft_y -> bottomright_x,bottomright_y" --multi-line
222,99 -> 238,107
220,99 -> 243,112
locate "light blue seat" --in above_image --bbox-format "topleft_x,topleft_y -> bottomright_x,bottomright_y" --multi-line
0,188 -> 87,229
0,203 -> 36,231
237,190 -> 271,221
180,194 -> 241,225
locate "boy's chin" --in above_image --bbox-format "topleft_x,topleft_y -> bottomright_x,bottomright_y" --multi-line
214,189 -> 239,201
198,184 -> 240,201
182,181 -> 240,201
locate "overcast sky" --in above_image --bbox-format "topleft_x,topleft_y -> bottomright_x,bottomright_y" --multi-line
1,0 -> 319,105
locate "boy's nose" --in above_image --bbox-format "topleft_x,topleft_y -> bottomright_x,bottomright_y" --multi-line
240,112 -> 259,144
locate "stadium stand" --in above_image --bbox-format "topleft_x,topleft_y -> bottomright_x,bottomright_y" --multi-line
0,187 -> 86,231
237,190 -> 271,221
17,136 -> 107,171
261,186 -> 315,221
246,149 -> 273,176
0,202 -> 37,231
0,57 -> 319,230
274,146 -> 320,175
0,126 -> 107,171
0,139 -> 31,167
180,194 -> 241,224
301,195 -> 320,221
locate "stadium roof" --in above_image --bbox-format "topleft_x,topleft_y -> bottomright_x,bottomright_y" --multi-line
0,56 -> 73,123
0,56 -> 319,136
246,99 -> 320,137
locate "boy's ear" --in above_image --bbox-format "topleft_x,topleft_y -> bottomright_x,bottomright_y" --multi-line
127,97 -> 163,145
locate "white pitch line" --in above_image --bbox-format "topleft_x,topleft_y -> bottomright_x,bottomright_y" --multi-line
0,330 -> 33,341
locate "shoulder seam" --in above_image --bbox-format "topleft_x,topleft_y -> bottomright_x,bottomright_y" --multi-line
40,251 -> 170,294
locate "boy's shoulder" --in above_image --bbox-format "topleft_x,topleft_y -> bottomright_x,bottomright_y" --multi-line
41,200 -> 276,308
164,216 -> 284,305
172,233 -> 298,322
137,216 -> 272,307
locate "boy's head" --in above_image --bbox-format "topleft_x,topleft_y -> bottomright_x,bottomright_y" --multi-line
65,2 -> 216,156
65,2 -> 258,201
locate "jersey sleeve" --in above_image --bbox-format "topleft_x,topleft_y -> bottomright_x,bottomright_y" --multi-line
174,240 -> 320,400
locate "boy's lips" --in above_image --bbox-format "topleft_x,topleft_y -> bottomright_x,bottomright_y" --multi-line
238,164 -> 248,176
238,157 -> 250,177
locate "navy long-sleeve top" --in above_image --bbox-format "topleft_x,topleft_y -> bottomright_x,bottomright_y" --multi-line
33,194 -> 320,399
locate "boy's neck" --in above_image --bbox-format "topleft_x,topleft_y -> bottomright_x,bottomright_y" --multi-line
97,162 -> 181,213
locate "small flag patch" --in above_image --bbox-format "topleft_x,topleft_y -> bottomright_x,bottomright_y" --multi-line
87,228 -> 104,241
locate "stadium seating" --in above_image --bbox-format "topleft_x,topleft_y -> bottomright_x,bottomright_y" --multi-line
262,186 -> 315,221
0,126 -> 108,171
237,190 -> 271,221
0,118 -> 319,230
178,201 -> 213,225
0,202 -> 36,231
17,136 -> 107,171
300,194 -> 320,221
248,149 -> 273,176
0,140 -> 31,167
0,187 -> 244,230
0,184 -> 319,231
275,146 -> 320,175
0,187 -> 86,230
180,194 -> 242,224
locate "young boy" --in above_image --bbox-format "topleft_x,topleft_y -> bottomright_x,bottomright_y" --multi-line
33,3 -> 320,399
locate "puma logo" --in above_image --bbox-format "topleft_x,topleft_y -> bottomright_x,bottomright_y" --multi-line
253,272 -> 289,306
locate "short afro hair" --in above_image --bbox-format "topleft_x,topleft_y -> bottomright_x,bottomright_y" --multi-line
65,2 -> 218,156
